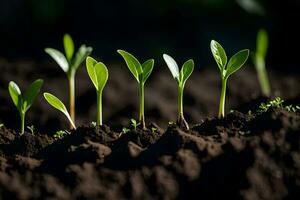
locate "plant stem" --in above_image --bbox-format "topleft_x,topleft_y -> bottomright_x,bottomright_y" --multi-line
218,78 -> 227,118
139,83 -> 146,130
20,112 -> 25,135
177,85 -> 189,129
256,58 -> 271,97
96,90 -> 102,126
69,76 -> 75,128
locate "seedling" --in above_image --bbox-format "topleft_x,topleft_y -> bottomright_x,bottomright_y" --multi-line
0,123 -> 4,128
118,50 -> 154,130
45,34 -> 92,127
210,40 -> 249,118
90,121 -> 97,128
258,97 -> 300,113
27,125 -> 35,135
54,130 -> 70,139
130,119 -> 140,130
122,127 -> 130,134
253,29 -> 271,97
43,92 -> 76,130
163,54 -> 194,129
8,79 -> 43,134
86,56 -> 109,126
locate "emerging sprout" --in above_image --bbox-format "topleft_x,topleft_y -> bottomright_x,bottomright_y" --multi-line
163,54 -> 194,129
54,130 -> 70,139
210,40 -> 249,118
86,56 -> 109,126
253,29 -> 271,97
118,50 -> 154,130
27,125 -> 35,135
130,119 -> 140,130
45,34 -> 92,127
43,92 -> 76,130
8,79 -> 43,134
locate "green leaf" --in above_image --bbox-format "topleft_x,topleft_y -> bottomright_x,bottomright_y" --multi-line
226,49 -> 249,78
8,81 -> 22,110
256,29 -> 268,59
210,40 -> 227,72
71,45 -> 93,73
180,59 -> 194,86
94,62 -> 109,92
163,54 -> 180,81
23,79 -> 43,111
45,48 -> 69,73
43,93 -> 76,129
86,56 -> 98,89
142,59 -> 154,83
117,50 -> 142,82
63,34 -> 74,62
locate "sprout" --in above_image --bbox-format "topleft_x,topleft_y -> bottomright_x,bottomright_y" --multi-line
86,56 -> 109,126
45,34 -> 92,127
130,119 -> 140,130
253,29 -> 271,97
27,125 -> 35,135
118,50 -> 154,130
8,79 -> 43,134
210,40 -> 249,118
43,92 -> 76,130
163,54 -> 194,129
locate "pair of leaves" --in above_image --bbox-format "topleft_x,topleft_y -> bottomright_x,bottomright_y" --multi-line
210,40 -> 249,79
9,79 -> 43,113
45,34 -> 93,77
163,54 -> 194,87
86,57 -> 109,92
43,93 -> 76,129
117,50 -> 154,84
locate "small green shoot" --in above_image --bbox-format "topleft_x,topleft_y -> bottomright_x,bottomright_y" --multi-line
258,97 -> 300,113
0,123 -> 4,128
54,130 -> 70,139
86,56 -> 109,126
90,121 -> 97,128
27,125 -> 35,135
130,119 -> 140,130
253,29 -> 271,97
43,92 -> 76,130
118,50 -> 154,130
163,54 -> 194,129
45,34 -> 92,127
8,79 -> 43,134
151,127 -> 158,134
210,40 -> 249,118
122,127 -> 130,134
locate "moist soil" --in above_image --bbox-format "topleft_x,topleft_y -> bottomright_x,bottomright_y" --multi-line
0,59 -> 300,199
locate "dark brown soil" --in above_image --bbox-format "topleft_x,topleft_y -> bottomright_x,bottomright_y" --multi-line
0,59 -> 299,199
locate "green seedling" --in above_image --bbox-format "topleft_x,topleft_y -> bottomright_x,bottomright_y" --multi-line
90,121 -> 97,128
253,29 -> 271,97
43,92 -> 76,130
122,127 -> 130,134
86,56 -> 109,126
258,97 -> 300,113
27,125 -> 35,135
130,119 -> 140,130
163,54 -> 194,129
54,130 -> 70,139
0,123 -> 4,128
210,40 -> 249,118
8,79 -> 43,134
118,50 -> 154,130
45,34 -> 92,127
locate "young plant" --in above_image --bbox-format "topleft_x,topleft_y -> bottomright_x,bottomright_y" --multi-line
27,125 -> 36,135
118,50 -> 154,130
130,119 -> 140,130
45,34 -> 92,127
163,54 -> 194,129
43,92 -> 76,130
8,79 -> 43,134
210,40 -> 249,118
86,56 -> 109,126
253,29 -> 271,97
54,130 -> 70,139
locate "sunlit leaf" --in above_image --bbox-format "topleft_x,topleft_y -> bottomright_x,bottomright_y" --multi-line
210,40 -> 227,72
45,48 -> 69,73
226,49 -> 249,78
63,34 -> 75,62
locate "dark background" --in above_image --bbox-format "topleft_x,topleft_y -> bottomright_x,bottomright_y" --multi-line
0,0 -> 299,70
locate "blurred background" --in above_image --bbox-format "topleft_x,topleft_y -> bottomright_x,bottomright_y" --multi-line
0,0 -> 300,70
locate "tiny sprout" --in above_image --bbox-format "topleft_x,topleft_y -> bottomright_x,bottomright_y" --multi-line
151,127 -> 158,134
118,50 -> 154,130
163,54 -> 194,129
8,79 -> 43,134
122,127 -> 130,134
258,97 -> 283,113
27,125 -> 35,135
210,40 -> 249,118
45,34 -> 92,127
253,29 -> 271,97
90,121 -> 97,128
43,92 -> 76,130
86,56 -> 109,126
0,123 -> 4,128
131,119 -> 140,130
54,130 -> 70,139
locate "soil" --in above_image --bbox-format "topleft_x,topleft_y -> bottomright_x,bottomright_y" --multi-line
0,59 -> 299,199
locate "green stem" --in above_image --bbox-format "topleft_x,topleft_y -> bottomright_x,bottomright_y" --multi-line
177,85 -> 189,129
218,78 -> 227,118
69,76 -> 75,128
256,59 -> 271,97
139,83 -> 146,129
20,112 -> 25,135
96,90 -> 102,126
